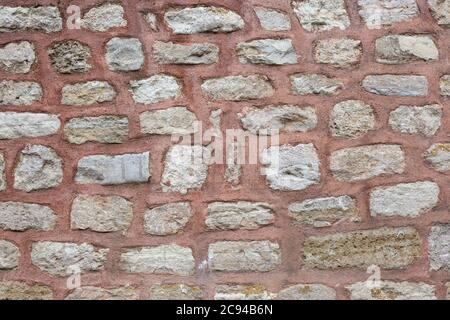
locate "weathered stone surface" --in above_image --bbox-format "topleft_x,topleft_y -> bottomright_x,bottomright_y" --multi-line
0,281 -> 53,300
236,39 -> 298,65
164,6 -> 244,34
161,145 -> 210,194
81,4 -> 127,32
0,41 -> 36,73
71,195 -> 133,233
0,80 -> 42,105
254,7 -> 291,31
0,153 -> 5,191
208,241 -> 281,272
330,144 -> 405,182
106,38 -> 144,71
291,74 -> 344,95
75,152 -> 150,185
239,105 -> 317,135
0,112 -> 60,140
0,202 -> 56,231
424,143 -> 450,172
428,224 -> 450,271
144,202 -> 192,235
206,202 -> 274,230
130,74 -> 182,104
120,244 -> 194,275
447,283 -> 450,299
31,241 -> 108,277
61,81 -> 116,106
0,6 -> 62,33
375,35 -> 439,64
346,281 -> 436,300
0,240 -> 19,269
143,12 -> 158,31
370,181 -> 439,217
201,75 -> 274,101
48,41 -> 91,74
303,227 -> 421,269
215,285 -> 275,300
291,0 -> 350,32
427,0 -> 450,27
389,104 -> 442,137
14,145 -> 63,192
153,41 -> 219,65
314,38 -> 362,68
362,75 -> 428,96
358,0 -> 419,29
140,107 -> 198,135
288,196 -> 360,228
329,100 -> 375,138
64,116 -> 128,144
277,284 -> 337,300
439,75 -> 450,96
261,144 -> 320,191
148,284 -> 203,300
65,286 -> 138,300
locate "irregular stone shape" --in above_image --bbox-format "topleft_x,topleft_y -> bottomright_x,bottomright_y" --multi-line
148,284 -> 203,300
362,75 -> 428,96
0,41 -> 36,73
254,7 -> 291,31
346,281 -> 436,300
314,38 -> 362,68
31,241 -> 108,277
106,37 -> 144,72
71,195 -> 133,233
0,153 -> 4,191
14,145 -> 63,192
0,6 -> 62,33
303,227 -> 421,269
143,12 -> 157,31
427,0 -> 450,27
330,100 -> 375,138
65,286 -> 138,300
64,116 -> 128,144
164,6 -> 244,34
0,202 -> 56,231
358,0 -> 419,29
61,81 -> 116,106
48,41 -> 91,74
140,107 -> 198,135
439,75 -> 450,96
0,112 -> 60,140
153,41 -> 219,65
288,196 -> 360,228
424,143 -> 450,172
144,202 -> 192,235
202,75 -> 274,101
428,224 -> 450,271
120,244 -> 195,276
389,104 -> 442,137
130,74 -> 182,104
0,80 -> 42,105
330,144 -> 405,182
278,284 -> 337,300
370,181 -> 439,217
81,3 -> 127,32
161,145 -> 210,194
208,241 -> 281,272
75,152 -> 150,185
236,39 -> 298,65
206,202 -> 274,230
0,281 -> 53,300
239,105 -> 317,135
375,35 -> 439,64
0,240 -> 19,269
215,285 -> 275,300
291,74 -> 344,95
291,0 -> 350,32
260,144 -> 320,191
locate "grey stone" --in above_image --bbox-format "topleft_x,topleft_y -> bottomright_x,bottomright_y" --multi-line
0,281 -> 53,300
153,41 -> 219,64
149,284 -> 203,300
143,12 -> 158,31
139,107 -> 198,135
254,7 -> 291,31
130,74 -> 182,104
291,74 -> 344,95
362,75 -> 428,96
106,37 -> 144,71
439,75 -> 450,96
329,100 -> 375,138
0,202 -> 56,231
66,286 -> 138,300
236,39 -> 298,65
358,0 -> 419,29
427,0 -> 450,27
346,281 -> 436,300
81,4 -> 127,32
0,6 -> 62,33
389,104 -> 442,137
64,116 -> 128,144
48,41 -> 91,74
144,202 -> 193,235
215,285 -> 275,300
424,143 -> 450,172
0,240 -> 19,269
0,80 -> 42,105
0,112 -> 60,140
61,81 -> 116,106
428,224 -> 450,271
0,41 -> 36,73
278,284 -> 337,300
314,38 -> 362,68
375,35 -> 439,64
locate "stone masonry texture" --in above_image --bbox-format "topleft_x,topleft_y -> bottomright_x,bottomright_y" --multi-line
0,0 -> 448,301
